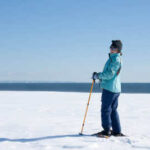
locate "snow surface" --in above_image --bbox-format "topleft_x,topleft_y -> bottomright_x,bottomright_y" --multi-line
0,91 -> 150,150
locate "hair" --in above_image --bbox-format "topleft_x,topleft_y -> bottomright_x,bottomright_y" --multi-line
111,40 -> 123,52
119,51 -> 122,56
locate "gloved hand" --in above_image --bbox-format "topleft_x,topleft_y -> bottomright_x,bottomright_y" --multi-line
92,72 -> 99,80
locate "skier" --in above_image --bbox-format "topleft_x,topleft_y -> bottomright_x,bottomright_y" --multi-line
92,40 -> 124,137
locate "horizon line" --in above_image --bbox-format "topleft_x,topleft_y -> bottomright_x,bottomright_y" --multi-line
0,81 -> 150,84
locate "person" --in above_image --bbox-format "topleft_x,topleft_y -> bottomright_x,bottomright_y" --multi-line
92,40 -> 124,137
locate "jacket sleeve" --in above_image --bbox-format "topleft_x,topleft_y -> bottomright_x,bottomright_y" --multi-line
98,58 -> 121,80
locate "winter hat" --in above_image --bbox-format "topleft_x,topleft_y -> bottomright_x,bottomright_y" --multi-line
111,40 -> 123,51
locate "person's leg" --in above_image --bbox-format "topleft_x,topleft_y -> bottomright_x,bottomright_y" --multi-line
101,89 -> 114,132
111,93 -> 121,133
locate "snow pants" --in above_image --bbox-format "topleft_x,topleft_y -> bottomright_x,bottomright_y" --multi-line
101,89 -> 121,133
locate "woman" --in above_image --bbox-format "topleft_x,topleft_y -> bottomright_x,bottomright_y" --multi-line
92,40 -> 124,137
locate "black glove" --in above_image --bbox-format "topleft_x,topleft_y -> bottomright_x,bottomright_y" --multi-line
92,72 -> 99,80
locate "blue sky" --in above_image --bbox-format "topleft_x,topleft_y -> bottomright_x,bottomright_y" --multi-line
0,0 -> 150,82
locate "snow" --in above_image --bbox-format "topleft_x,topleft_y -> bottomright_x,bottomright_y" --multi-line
0,91 -> 150,150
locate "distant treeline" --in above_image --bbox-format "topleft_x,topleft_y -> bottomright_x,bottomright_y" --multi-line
0,83 -> 150,93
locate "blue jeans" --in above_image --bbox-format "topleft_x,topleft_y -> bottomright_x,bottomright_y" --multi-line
101,89 -> 121,133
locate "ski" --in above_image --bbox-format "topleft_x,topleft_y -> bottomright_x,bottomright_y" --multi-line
79,133 -> 109,138
91,132 -> 110,138
79,132 -> 126,138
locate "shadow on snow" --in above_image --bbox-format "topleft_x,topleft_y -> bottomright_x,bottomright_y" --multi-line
0,134 -> 90,143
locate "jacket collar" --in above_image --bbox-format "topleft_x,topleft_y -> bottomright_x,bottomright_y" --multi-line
109,53 -> 120,58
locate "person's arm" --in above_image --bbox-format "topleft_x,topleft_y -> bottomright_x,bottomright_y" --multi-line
98,58 -> 121,80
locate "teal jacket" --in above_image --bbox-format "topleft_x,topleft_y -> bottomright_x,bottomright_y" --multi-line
98,53 -> 122,93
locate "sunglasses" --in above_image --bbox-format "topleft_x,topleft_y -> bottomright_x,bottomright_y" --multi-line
110,46 -> 117,51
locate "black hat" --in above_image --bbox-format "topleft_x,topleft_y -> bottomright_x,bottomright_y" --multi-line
111,40 -> 122,51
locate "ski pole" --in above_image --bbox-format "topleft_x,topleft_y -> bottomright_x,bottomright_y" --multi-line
79,79 -> 95,135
